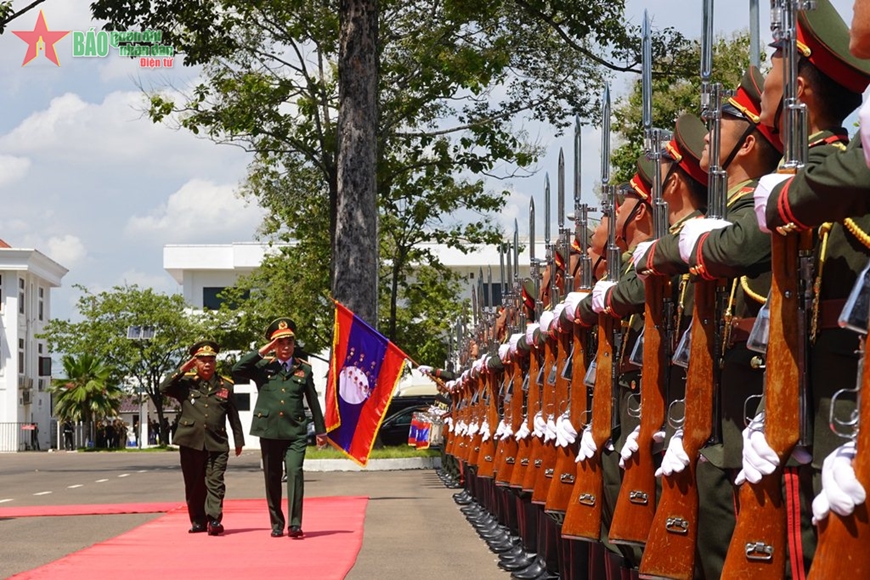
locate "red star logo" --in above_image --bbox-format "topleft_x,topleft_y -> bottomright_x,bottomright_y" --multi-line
12,10 -> 69,67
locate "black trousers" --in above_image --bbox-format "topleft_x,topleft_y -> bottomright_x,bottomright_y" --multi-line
179,446 -> 229,525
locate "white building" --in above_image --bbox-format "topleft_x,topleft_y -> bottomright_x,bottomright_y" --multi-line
0,240 -> 69,452
163,240 -> 544,449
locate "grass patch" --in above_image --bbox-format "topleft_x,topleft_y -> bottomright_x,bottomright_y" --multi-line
307,445 -> 440,460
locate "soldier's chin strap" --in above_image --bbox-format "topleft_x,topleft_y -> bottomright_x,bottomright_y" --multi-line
618,197 -> 649,246
592,256 -> 604,281
721,120 -> 757,171
770,98 -> 785,135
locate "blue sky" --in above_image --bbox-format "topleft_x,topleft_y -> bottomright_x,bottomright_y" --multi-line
0,0 -> 857,320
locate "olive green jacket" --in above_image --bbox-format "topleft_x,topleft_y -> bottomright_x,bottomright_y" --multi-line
160,371 -> 245,452
233,351 -> 326,440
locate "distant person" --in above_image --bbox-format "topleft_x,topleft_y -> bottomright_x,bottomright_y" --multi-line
30,423 -> 40,451
160,340 -> 245,535
170,416 -> 179,444
233,318 -> 327,539
63,421 -> 74,451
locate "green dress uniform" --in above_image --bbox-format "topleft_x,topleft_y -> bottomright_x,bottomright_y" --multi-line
160,343 -> 245,531
233,348 -> 326,534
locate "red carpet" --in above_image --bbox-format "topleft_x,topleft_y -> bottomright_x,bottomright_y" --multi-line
11,496 -> 368,580
0,502 -> 183,518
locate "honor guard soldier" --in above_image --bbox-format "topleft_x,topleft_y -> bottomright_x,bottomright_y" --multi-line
233,318 -> 327,539
160,340 -> 245,535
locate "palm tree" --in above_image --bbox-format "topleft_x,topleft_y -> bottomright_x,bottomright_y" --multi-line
50,353 -> 121,447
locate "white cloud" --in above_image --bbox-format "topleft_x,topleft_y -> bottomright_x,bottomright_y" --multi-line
45,235 -> 87,267
116,269 -> 178,293
0,155 -> 31,187
125,179 -> 266,242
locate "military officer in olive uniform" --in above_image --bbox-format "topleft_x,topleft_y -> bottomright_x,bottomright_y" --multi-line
233,318 -> 327,539
160,340 -> 245,535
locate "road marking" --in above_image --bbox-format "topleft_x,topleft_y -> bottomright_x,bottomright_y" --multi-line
33,491 -> 52,496
137,470 -> 147,473
67,484 -> 83,489
95,479 -> 109,483
0,499 -> 13,503
118,474 -> 129,478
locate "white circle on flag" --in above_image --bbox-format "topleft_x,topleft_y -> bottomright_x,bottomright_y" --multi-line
339,366 -> 370,404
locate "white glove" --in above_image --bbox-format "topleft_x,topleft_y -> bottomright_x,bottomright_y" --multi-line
754,174 -> 791,234
619,425 -> 666,469
563,291 -> 590,321
515,421 -> 531,440
860,94 -> 870,168
480,420 -> 491,442
468,421 -> 479,437
678,218 -> 732,264
526,323 -> 539,346
509,333 -> 524,355
632,241 -> 654,280
656,429 -> 691,477
533,412 -> 546,438
735,414 -> 779,485
498,343 -> 510,362
577,426 -> 597,462
592,280 -> 617,314
544,417 -> 557,443
445,417 -> 454,432
556,413 -> 578,448
417,365 -> 434,375
539,310 -> 555,335
500,422 -> 514,441
812,441 -> 867,525
495,420 -> 507,440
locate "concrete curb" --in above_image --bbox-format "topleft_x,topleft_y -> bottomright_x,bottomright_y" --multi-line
305,456 -> 442,472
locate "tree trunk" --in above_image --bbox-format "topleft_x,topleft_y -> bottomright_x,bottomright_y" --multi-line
335,0 -> 379,325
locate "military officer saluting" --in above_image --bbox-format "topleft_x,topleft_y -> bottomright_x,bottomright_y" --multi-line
233,318 -> 327,539
160,340 -> 245,535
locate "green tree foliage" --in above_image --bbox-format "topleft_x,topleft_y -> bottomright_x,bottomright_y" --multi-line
0,0 -> 47,35
49,353 -> 121,444
89,0 -> 697,359
611,31 -> 756,185
40,285 -> 204,439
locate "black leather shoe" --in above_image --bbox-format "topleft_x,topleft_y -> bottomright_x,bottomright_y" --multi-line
188,523 -> 207,534
511,559 -> 548,580
207,520 -> 224,536
288,525 -> 304,539
500,556 -> 536,572
271,529 -> 283,537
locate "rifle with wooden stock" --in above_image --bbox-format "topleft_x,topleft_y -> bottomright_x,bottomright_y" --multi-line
547,119 -> 593,517
640,5 -> 726,576
533,169 -> 564,504
511,199 -> 541,490
496,228 -> 526,486
477,267 -> 501,478
722,1 -> 812,575
809,277 -> 870,576
562,85 -> 621,541
610,11 -> 672,548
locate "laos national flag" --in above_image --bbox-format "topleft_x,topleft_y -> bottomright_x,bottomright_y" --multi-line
415,419 -> 431,450
325,301 -> 408,467
408,418 -> 420,447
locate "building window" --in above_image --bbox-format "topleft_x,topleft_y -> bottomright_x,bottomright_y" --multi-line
38,287 -> 44,321
482,283 -> 504,307
0,274 -> 3,311
18,278 -> 24,314
202,287 -> 249,310
18,338 -> 24,374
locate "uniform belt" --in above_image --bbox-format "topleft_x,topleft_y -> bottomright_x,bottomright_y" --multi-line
819,299 -> 847,331
729,317 -> 756,345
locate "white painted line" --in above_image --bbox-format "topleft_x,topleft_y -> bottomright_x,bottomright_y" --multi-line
137,470 -> 147,473
95,479 -> 109,483
118,474 -> 129,478
67,484 -> 83,489
0,499 -> 13,503
33,491 -> 52,496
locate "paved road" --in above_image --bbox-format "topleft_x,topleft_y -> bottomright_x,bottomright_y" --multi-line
0,450 -> 510,579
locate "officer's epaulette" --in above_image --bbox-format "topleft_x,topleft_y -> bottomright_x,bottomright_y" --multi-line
221,375 -> 234,384
184,370 -> 198,377
296,358 -> 311,367
263,356 -> 276,362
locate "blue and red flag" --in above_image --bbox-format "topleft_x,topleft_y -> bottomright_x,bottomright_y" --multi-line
415,417 -> 431,450
325,301 -> 408,467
